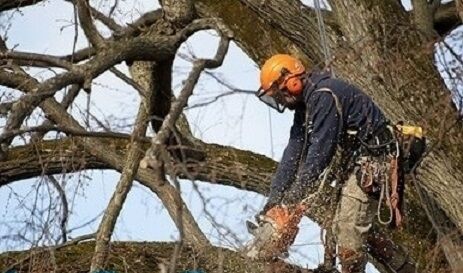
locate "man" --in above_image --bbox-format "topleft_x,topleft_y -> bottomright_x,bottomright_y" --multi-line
250,54 -> 394,273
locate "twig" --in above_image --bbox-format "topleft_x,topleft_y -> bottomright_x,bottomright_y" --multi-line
30,84 -> 81,141
47,176 -> 69,244
1,233 -> 96,273
89,5 -> 123,32
109,67 -> 146,98
185,89 -> 254,110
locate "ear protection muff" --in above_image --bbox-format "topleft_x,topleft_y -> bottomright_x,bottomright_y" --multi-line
283,75 -> 303,95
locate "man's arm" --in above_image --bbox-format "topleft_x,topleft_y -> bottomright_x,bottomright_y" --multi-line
285,91 -> 340,204
264,109 -> 306,211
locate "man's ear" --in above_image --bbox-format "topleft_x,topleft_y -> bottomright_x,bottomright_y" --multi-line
246,220 -> 258,235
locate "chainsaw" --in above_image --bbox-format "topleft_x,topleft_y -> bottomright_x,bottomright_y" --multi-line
241,204 -> 306,260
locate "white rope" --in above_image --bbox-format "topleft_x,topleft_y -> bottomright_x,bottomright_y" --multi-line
313,0 -> 335,77
268,107 -> 275,158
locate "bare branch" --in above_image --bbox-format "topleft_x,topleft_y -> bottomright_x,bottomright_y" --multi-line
185,89 -> 254,110
1,123 -> 151,142
0,28 -> 189,152
47,176 -> 69,244
90,88 -> 151,271
61,47 -> 96,64
76,0 -> 105,48
88,5 -> 123,32
0,50 -> 73,69
1,233 -> 96,273
109,67 -> 146,98
4,60 -> 210,248
30,84 -> 80,143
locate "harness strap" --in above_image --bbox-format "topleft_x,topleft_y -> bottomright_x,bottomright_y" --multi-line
389,156 -> 403,226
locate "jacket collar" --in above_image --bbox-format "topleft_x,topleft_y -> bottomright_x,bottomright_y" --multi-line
302,70 -> 331,101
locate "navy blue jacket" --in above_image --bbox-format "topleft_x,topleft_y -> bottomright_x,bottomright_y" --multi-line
268,71 -> 387,205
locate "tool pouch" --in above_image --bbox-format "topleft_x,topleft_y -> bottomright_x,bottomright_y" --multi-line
357,156 -> 387,196
357,155 -> 404,227
395,124 -> 426,173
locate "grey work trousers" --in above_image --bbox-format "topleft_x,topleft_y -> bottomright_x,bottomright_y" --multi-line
333,168 -> 377,257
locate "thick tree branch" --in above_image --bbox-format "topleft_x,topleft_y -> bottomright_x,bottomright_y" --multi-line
456,0 -> 463,22
0,0 -> 46,12
109,67 -> 146,98
75,0 -> 105,48
0,51 -> 73,69
412,0 -> 438,38
1,233 -> 96,273
59,9 -> 163,64
0,241 -> 310,273
90,92 -> 152,271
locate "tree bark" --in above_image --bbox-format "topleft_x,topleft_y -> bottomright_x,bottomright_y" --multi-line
0,241 -> 310,273
457,0 -> 463,22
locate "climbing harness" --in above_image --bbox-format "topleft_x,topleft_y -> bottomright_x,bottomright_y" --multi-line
357,123 -> 426,228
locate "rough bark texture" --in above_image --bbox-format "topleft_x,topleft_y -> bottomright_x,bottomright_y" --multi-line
457,0 -> 463,22
0,241 -> 312,273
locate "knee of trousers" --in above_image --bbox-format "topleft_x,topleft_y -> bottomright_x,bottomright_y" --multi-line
333,221 -> 371,252
332,198 -> 374,252
339,246 -> 368,273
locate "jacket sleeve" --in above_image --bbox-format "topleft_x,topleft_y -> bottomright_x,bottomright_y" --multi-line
265,109 -> 306,208
286,91 -> 340,204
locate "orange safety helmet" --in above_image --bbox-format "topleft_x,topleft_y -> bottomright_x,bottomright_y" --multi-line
259,54 -> 306,96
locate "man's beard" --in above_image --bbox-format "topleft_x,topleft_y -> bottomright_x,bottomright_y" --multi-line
274,92 -> 300,110
284,95 -> 299,110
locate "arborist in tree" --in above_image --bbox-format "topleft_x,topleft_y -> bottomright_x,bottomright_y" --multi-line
244,54 -> 424,273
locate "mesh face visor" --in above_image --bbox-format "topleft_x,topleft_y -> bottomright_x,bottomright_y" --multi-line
255,86 -> 286,113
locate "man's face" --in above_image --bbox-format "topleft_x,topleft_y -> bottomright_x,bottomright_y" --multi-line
269,87 -> 301,110
256,84 -> 303,112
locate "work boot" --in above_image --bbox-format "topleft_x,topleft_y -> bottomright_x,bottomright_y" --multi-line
338,247 -> 367,273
